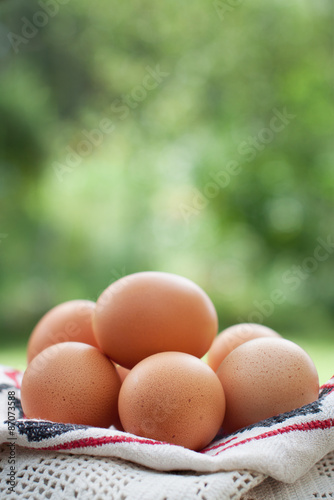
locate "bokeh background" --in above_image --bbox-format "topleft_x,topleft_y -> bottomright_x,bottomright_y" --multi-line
0,0 -> 333,382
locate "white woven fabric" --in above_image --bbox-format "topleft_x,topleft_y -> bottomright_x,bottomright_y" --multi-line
0,445 -> 265,500
1,446 -> 333,499
0,364 -> 333,499
240,451 -> 334,500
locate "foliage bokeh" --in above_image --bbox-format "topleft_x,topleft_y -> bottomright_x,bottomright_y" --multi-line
0,0 -> 333,351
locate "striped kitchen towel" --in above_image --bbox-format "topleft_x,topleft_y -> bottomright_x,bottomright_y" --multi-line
0,364 -> 333,484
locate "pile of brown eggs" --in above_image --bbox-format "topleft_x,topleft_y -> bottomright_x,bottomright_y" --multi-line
21,271 -> 320,451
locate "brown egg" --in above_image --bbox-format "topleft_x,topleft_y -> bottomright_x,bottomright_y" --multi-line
207,323 -> 281,372
21,342 -> 121,428
93,272 -> 218,369
217,338 -> 319,433
118,351 -> 226,451
27,300 -> 99,363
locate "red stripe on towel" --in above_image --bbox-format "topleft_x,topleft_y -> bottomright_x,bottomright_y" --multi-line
30,434 -> 173,451
4,369 -> 22,389
207,418 -> 334,456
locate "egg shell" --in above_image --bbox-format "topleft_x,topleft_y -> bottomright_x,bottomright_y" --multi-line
217,337 -> 319,433
118,351 -> 226,451
21,342 -> 121,428
93,271 -> 218,369
207,323 -> 281,372
27,300 -> 99,363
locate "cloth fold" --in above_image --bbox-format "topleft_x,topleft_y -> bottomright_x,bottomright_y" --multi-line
0,364 -> 333,483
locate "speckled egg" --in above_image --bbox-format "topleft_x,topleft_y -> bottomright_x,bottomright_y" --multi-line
118,351 -> 226,451
207,323 -> 281,372
27,300 -> 99,363
21,342 -> 121,428
216,338 -> 319,433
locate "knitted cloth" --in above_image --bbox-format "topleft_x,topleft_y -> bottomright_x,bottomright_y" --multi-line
0,364 -> 333,499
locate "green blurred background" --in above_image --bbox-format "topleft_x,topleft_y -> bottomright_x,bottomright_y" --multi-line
0,0 -> 333,383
